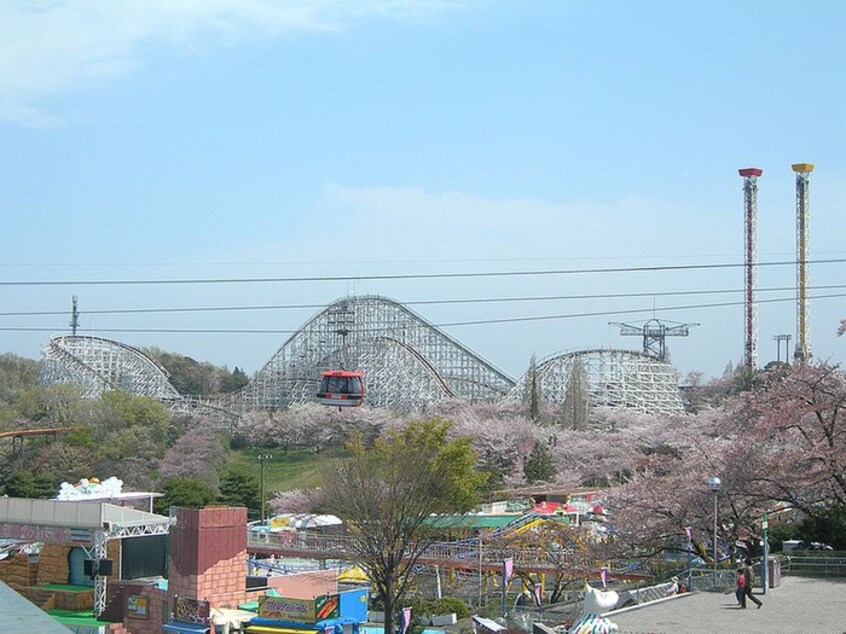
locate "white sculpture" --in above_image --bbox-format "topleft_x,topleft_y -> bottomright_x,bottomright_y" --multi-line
567,584 -> 619,634
57,476 -> 124,500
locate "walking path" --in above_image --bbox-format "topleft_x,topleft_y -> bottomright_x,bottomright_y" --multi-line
608,576 -> 846,633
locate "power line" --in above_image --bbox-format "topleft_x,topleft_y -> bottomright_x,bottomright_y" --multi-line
0,257 -> 844,286
2,283 -> 845,318
2,292 -> 843,334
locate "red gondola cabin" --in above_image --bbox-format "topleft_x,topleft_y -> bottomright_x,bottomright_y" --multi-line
317,370 -> 365,408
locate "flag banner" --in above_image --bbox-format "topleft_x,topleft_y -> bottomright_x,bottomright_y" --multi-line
600,566 -> 607,590
401,607 -> 412,634
503,557 -> 514,585
533,583 -> 542,606
685,526 -> 692,541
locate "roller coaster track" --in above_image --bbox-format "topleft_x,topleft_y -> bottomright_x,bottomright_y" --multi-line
40,296 -> 683,418
0,427 -> 68,456
0,428 -> 67,440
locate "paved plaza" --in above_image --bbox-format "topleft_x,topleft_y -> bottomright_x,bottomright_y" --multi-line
608,576 -> 846,634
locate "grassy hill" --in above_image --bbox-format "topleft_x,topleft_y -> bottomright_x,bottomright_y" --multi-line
229,447 -> 342,492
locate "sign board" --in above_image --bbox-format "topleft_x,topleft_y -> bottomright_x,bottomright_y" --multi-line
127,594 -> 149,620
315,594 -> 340,621
260,596 -> 316,623
0,522 -> 93,546
173,597 -> 210,624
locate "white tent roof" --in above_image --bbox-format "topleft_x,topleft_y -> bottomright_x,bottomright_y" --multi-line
0,497 -> 170,530
263,513 -> 342,530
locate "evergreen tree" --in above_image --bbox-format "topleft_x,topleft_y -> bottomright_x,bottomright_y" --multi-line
155,476 -> 216,514
2,470 -> 56,498
524,440 -> 556,483
218,467 -> 261,519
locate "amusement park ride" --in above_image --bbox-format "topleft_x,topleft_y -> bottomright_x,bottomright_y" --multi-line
316,370 -> 366,408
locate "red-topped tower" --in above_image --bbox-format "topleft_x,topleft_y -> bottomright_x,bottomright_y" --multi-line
739,167 -> 762,370
792,163 -> 814,363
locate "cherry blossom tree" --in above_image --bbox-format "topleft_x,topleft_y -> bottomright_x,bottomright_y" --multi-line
270,488 -> 319,514
729,363 -> 846,520
158,417 -> 229,491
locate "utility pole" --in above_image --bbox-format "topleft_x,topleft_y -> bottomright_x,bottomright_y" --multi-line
70,296 -> 80,335
257,454 -> 273,525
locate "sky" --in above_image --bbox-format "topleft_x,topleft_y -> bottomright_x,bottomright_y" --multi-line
1,0 -> 844,383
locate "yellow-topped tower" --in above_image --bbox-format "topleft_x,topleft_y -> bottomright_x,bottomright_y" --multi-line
792,162 -> 814,362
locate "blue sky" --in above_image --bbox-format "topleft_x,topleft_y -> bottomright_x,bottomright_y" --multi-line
1,0 -> 844,381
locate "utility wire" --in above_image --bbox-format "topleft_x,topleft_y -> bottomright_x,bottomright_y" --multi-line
0,257 -> 844,286
1,283 -> 845,317
3,292 -> 843,334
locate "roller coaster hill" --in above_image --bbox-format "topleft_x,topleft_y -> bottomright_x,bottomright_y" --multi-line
39,295 -> 685,422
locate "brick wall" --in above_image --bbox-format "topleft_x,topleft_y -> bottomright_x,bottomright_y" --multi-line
168,506 -> 248,608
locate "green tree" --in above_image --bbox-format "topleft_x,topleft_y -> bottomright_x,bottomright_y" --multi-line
155,476 -> 216,514
218,467 -> 261,518
2,469 -> 56,498
525,354 -> 547,424
524,439 -> 556,484
562,357 -> 590,430
320,419 -> 486,634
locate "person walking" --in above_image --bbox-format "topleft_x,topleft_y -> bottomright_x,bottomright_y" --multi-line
735,568 -> 746,607
743,557 -> 763,609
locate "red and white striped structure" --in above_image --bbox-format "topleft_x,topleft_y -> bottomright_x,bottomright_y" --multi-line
792,162 -> 814,362
739,167 -> 762,370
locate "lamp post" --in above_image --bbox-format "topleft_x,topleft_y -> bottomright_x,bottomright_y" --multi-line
257,454 -> 273,525
707,476 -> 722,574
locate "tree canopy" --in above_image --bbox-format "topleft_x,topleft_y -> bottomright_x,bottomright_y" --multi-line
319,419 -> 486,634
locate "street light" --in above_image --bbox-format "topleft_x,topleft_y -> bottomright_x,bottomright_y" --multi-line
257,454 -> 273,526
707,476 -> 722,574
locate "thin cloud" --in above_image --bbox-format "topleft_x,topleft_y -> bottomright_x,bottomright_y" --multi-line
0,0 -> 463,125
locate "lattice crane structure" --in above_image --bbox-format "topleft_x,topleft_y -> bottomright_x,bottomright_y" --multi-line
739,167 -> 762,370
609,318 -> 698,363
792,162 -> 814,362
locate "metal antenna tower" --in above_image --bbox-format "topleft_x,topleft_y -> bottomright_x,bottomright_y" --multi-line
739,167 -> 762,370
70,295 -> 80,335
792,162 -> 814,363
609,318 -> 698,362
773,334 -> 792,364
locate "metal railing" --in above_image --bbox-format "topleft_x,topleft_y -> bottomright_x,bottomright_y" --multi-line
246,530 -> 576,571
781,553 -> 846,577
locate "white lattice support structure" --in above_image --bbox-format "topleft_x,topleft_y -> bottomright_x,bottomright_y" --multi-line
792,162 -> 814,363
92,528 -> 108,616
739,167 -> 762,370
223,295 -> 515,413
505,349 -> 683,415
41,335 -> 181,400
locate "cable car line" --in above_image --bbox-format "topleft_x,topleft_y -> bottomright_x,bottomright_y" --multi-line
0,291 -> 842,334
0,257 -> 844,286
1,283 -> 844,318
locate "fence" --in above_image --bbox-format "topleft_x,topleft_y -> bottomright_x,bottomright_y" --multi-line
780,552 -> 846,578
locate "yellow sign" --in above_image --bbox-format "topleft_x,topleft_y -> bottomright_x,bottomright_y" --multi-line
259,595 -> 315,623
